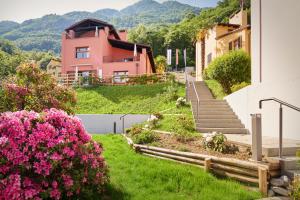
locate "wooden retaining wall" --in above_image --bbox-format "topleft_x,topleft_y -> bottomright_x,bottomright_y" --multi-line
123,135 -> 280,196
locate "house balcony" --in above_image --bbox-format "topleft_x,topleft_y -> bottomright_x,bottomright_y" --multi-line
103,55 -> 140,63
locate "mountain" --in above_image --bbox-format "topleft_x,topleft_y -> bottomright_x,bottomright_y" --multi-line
0,0 -> 200,54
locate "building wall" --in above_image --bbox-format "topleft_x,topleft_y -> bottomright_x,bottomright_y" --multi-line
225,0 -> 300,140
229,10 -> 248,26
216,28 -> 251,57
204,28 -> 217,67
61,28 -> 151,77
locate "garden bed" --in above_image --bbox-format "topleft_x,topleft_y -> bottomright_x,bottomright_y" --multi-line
152,132 -> 250,160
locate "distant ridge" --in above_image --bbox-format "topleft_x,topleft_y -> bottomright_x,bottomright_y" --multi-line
0,0 -> 200,53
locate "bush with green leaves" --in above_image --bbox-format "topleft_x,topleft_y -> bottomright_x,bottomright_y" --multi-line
146,115 -> 159,129
177,115 -> 195,132
153,112 -> 164,120
164,84 -> 179,101
176,97 -> 187,108
203,132 -> 227,153
131,129 -> 158,144
206,50 -> 251,94
173,127 -> 197,143
231,81 -> 250,93
172,115 -> 196,142
0,63 -> 76,114
290,175 -> 300,200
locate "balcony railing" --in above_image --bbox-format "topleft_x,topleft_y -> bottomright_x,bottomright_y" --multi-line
103,55 -> 140,63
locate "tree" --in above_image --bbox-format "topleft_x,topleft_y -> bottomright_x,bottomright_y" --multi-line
154,55 -> 167,74
206,50 -> 251,93
0,63 -> 76,114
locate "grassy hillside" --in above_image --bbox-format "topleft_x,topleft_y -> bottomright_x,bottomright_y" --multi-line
94,134 -> 262,200
75,83 -> 185,114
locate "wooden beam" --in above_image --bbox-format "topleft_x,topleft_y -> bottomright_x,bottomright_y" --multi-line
258,167 -> 268,196
204,158 -> 211,172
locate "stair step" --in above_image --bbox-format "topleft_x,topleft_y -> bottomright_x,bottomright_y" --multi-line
197,105 -> 232,109
196,110 -> 235,115
197,122 -> 244,128
197,119 -> 242,123
197,128 -> 248,134
194,107 -> 233,112
195,115 -> 238,119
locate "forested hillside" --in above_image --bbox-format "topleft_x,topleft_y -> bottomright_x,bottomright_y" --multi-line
0,39 -> 56,80
0,0 -> 199,54
128,0 -> 250,67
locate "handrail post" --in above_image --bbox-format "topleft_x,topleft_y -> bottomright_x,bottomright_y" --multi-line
122,117 -> 125,134
279,104 -> 283,158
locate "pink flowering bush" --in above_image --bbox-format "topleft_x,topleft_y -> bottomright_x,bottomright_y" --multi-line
0,109 -> 108,200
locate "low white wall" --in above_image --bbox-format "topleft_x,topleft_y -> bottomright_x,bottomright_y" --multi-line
76,114 -> 150,134
225,77 -> 300,140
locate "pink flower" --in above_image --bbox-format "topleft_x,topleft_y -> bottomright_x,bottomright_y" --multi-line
62,175 -> 73,189
50,152 -> 63,161
0,136 -> 8,146
50,188 -> 61,200
0,109 -> 108,197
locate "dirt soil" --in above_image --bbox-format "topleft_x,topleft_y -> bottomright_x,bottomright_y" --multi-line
152,133 -> 251,160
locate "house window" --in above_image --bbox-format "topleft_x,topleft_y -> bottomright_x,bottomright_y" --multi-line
233,36 -> 242,50
113,71 -> 129,83
207,53 -> 212,65
76,47 -> 89,59
229,42 -> 233,51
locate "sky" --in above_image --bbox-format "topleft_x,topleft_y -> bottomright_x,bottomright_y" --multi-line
0,0 -> 219,23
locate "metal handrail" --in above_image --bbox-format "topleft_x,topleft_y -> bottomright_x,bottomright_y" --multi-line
192,81 -> 200,118
120,114 -> 130,134
259,97 -> 300,158
259,98 -> 300,112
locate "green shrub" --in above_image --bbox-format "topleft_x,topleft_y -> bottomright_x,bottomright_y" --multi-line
132,129 -> 158,144
177,115 -> 195,132
203,133 -> 227,153
176,97 -> 187,108
0,63 -> 76,114
147,116 -> 159,129
127,125 -> 143,136
206,50 -> 251,93
173,127 -> 197,143
231,82 -> 250,93
202,68 -> 209,80
290,176 -> 300,200
166,73 -> 176,83
172,115 -> 196,142
164,84 -> 179,101
153,112 -> 164,120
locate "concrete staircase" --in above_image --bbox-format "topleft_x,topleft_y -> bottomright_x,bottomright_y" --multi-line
188,81 -> 248,134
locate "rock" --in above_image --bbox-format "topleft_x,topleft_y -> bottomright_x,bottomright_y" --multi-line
280,175 -> 291,187
270,178 -> 285,187
271,186 -> 289,197
268,189 -> 275,197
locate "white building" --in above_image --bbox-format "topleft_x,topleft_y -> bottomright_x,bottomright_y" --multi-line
225,0 -> 300,140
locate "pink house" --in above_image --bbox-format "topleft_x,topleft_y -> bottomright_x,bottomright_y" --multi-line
61,19 -> 155,83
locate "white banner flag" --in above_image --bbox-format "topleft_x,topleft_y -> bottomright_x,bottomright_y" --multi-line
167,49 -> 172,65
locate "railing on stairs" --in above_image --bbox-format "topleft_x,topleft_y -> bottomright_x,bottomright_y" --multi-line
192,81 -> 200,118
259,97 -> 300,158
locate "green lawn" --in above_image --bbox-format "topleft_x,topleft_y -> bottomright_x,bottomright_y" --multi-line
76,83 -> 185,114
204,80 -> 227,100
94,134 -> 261,200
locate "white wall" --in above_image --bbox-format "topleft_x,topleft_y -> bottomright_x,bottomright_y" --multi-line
76,114 -> 150,134
226,0 -> 300,140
